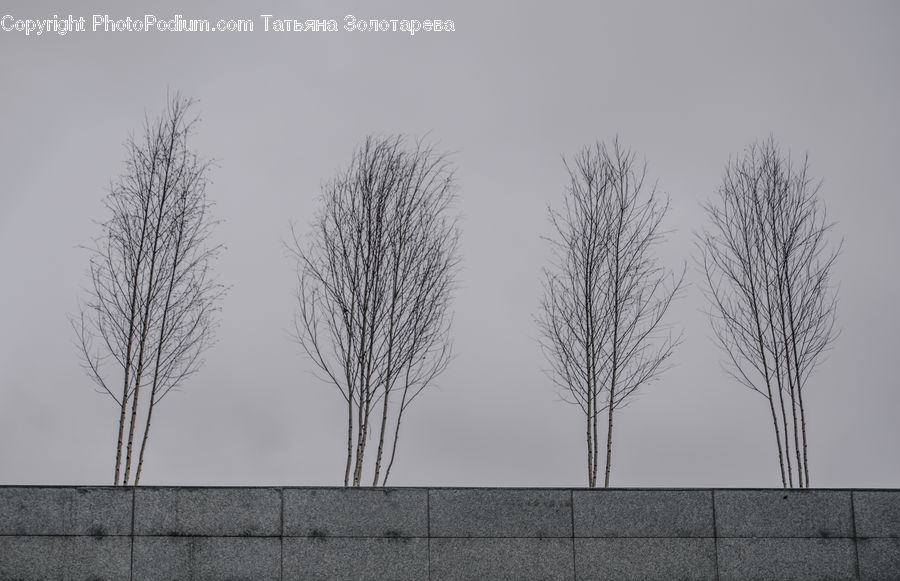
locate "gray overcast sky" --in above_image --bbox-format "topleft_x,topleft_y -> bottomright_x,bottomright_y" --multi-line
1,0 -> 898,488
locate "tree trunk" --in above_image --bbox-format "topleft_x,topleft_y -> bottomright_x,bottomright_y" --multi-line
604,389 -> 614,488
115,395 -> 128,485
134,397 -> 155,485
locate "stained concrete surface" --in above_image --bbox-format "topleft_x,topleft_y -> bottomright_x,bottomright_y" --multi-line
0,487 -> 897,580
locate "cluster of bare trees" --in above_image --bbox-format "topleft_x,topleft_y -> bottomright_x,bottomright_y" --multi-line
537,140 -> 684,488
289,136 -> 459,487
75,94 -> 838,488
538,137 -> 839,488
75,95 -> 224,486
698,138 -> 840,488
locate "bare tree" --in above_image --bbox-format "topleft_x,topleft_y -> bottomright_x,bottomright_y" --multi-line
74,94 -> 224,486
538,139 -> 684,488
698,137 -> 839,488
290,134 -> 459,487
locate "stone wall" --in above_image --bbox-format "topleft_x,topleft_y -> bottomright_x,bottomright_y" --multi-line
0,487 -> 897,580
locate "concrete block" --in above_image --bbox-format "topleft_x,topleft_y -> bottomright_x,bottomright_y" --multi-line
717,538 -> 857,580
715,489 -> 853,538
283,487 -> 426,537
854,490 -> 900,537
573,489 -> 713,537
133,536 -> 280,580
192,537 -> 281,581
429,489 -> 572,537
574,538 -> 716,580
430,538 -> 574,580
132,536 -> 192,581
0,486 -> 132,536
283,537 -> 427,580
0,535 -> 131,580
858,538 -> 900,581
134,487 -> 280,536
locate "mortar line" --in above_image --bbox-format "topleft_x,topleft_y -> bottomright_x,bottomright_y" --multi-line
570,489 -> 577,581
189,533 -> 196,579
129,486 -> 135,581
850,490 -> 860,580
280,487 -> 284,581
427,488 -> 432,581
712,489 -> 719,581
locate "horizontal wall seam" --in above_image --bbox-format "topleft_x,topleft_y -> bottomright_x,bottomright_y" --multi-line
0,533 -> 880,541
